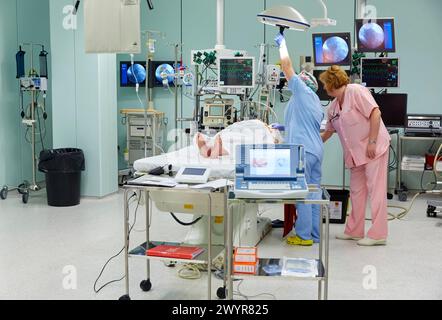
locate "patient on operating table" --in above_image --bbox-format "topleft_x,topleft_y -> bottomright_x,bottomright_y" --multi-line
195,120 -> 284,159
196,133 -> 230,159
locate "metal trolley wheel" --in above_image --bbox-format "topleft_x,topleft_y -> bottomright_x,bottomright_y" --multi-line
427,206 -> 437,218
0,186 -> 8,200
22,191 -> 30,204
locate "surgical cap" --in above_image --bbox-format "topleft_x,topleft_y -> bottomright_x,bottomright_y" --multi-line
299,70 -> 319,93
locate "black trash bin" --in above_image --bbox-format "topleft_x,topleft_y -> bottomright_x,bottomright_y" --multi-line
39,148 -> 85,207
327,189 -> 350,224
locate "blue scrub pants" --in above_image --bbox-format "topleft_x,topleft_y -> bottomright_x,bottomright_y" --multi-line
295,152 -> 323,243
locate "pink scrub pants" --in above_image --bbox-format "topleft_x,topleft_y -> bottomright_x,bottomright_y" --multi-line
345,150 -> 389,240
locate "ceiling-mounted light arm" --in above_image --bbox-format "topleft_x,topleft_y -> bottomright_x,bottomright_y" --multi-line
279,26 -> 288,35
319,0 -> 328,19
311,0 -> 337,27
73,0 -> 80,15
146,0 -> 154,10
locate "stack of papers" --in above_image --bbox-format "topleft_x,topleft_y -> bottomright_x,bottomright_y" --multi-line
401,155 -> 425,171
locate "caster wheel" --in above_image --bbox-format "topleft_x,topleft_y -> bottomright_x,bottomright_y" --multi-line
0,186 -> 8,200
398,192 -> 407,202
217,286 -> 227,299
165,261 -> 176,267
22,192 -> 29,204
119,294 -> 131,301
387,193 -> 393,200
18,184 -> 26,195
140,279 -> 152,292
427,206 -> 436,217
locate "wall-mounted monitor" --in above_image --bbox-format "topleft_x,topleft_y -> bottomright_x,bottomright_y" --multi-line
372,93 -> 408,128
148,60 -> 176,88
355,18 -> 396,53
218,57 -> 255,88
120,61 -> 146,87
312,33 -> 352,67
361,58 -> 399,88
120,60 -> 177,88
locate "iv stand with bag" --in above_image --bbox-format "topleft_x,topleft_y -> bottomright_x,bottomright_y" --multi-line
0,43 -> 49,204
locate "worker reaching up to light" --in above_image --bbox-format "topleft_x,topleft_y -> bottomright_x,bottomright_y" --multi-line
275,32 -> 324,246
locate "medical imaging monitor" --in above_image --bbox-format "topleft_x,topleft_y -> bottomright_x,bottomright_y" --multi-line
312,33 -> 352,66
355,18 -> 396,53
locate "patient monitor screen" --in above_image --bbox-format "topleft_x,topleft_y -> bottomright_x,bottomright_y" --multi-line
219,58 -> 254,88
209,105 -> 224,117
249,149 -> 291,178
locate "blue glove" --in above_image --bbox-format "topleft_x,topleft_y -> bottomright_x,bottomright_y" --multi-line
275,33 -> 286,48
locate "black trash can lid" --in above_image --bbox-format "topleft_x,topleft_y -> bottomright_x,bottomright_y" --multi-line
38,148 -> 85,173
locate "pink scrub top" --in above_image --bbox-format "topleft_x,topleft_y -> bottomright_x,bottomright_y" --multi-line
325,84 -> 391,169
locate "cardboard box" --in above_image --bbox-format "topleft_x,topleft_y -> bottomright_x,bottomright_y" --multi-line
233,247 -> 258,275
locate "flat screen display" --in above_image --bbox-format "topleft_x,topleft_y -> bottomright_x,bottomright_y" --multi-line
361,58 -> 399,88
209,105 -> 224,117
148,60 -> 176,88
312,33 -> 352,66
182,168 -> 207,176
249,149 -> 291,178
218,58 -> 254,88
355,18 -> 396,53
373,93 -> 408,128
120,61 -> 147,87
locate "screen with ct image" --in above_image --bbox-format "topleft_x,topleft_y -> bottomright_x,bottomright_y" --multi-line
249,149 -> 292,178
312,33 -> 351,66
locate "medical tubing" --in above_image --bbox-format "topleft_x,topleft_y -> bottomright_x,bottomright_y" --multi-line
36,106 -> 45,150
386,192 -> 425,221
349,192 -> 425,222
170,212 -> 203,226
93,193 -> 139,294
256,101 -> 278,123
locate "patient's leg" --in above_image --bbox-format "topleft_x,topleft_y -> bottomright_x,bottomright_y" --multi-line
197,133 -> 211,158
210,135 -> 229,159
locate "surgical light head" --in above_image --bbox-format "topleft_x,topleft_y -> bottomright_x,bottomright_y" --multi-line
257,5 -> 310,34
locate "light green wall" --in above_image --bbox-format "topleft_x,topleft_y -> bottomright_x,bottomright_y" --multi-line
0,0 -> 21,188
0,0 -> 52,189
115,0 -> 442,189
49,0 -> 118,197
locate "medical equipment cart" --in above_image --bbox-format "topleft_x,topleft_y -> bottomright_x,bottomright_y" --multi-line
396,135 -> 442,201
120,109 -> 166,166
119,184 -> 228,300
222,187 -> 331,300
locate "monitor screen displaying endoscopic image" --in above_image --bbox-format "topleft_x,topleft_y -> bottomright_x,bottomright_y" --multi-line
312,33 -> 352,67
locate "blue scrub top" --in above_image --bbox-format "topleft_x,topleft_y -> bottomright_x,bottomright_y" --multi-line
284,75 -> 324,160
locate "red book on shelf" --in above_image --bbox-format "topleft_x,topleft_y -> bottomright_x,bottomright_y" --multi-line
146,245 -> 205,259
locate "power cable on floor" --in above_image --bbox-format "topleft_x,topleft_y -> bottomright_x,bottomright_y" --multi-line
93,192 -> 140,294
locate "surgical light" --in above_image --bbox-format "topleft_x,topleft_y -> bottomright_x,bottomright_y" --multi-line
257,5 -> 311,33
257,1 -> 337,33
